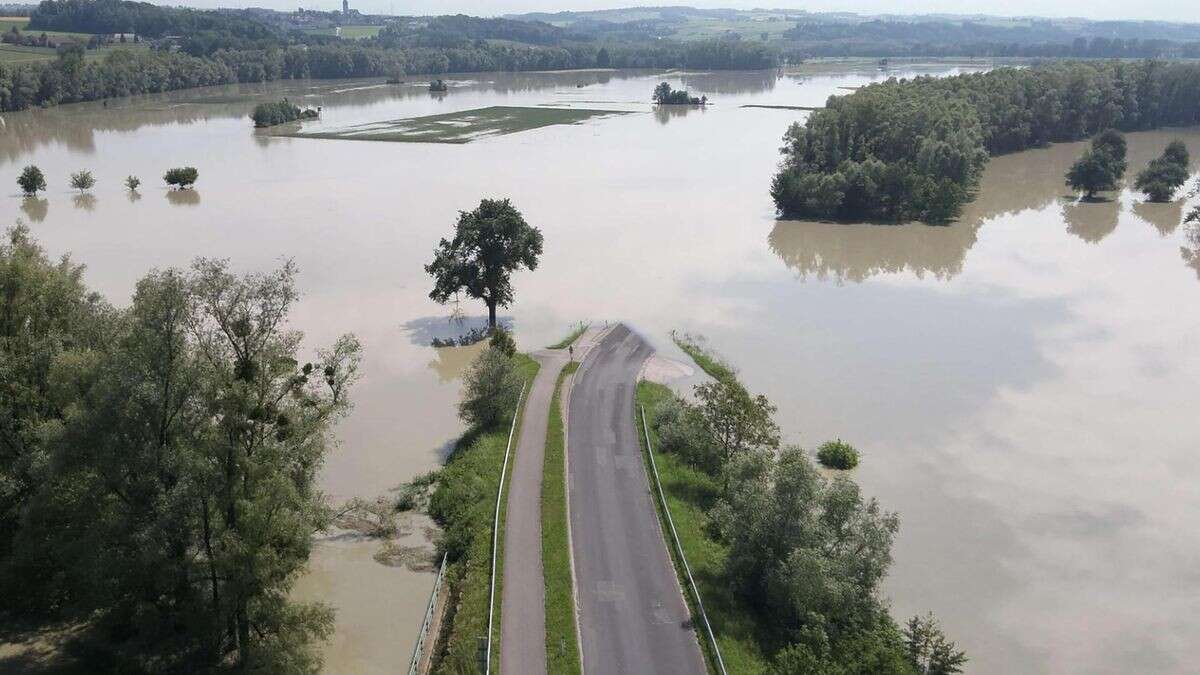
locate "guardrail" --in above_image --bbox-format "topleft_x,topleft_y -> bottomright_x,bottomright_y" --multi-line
640,404 -> 728,675
408,552 -> 449,675
485,382 -> 527,675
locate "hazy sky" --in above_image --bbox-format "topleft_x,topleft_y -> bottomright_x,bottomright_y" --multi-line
172,0 -> 1197,23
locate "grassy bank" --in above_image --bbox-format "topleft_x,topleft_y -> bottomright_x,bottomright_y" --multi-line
542,361 -> 581,673
429,354 -> 538,674
548,322 -> 588,350
670,331 -> 735,381
635,380 -> 771,674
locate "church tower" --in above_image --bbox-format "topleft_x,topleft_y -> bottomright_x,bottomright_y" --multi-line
342,0 -> 349,14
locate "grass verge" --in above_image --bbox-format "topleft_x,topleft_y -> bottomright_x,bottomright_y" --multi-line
670,330 -> 736,382
542,361 -> 581,673
636,380 -> 771,674
547,322 -> 588,350
429,354 -> 538,674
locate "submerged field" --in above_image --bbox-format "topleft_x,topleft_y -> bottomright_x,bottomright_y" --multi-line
286,105 -> 631,144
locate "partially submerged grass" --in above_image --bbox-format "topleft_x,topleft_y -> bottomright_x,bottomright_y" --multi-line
547,322 -> 589,350
289,106 -> 630,144
671,330 -> 736,382
542,361 -> 581,674
636,380 -> 771,674
429,354 -> 538,674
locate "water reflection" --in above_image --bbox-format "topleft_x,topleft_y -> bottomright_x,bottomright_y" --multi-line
399,315 -> 511,346
1182,221 -> 1200,280
165,189 -> 200,206
427,342 -> 487,384
769,220 -> 976,282
19,196 -> 47,222
126,189 -> 142,204
71,193 -> 97,212
1132,200 -> 1185,236
1062,198 -> 1121,243
653,104 -> 703,125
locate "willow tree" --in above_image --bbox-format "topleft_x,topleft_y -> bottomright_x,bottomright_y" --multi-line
425,198 -> 543,329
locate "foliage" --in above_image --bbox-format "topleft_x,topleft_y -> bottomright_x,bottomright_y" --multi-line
672,330 -> 736,382
1135,141 -> 1190,202
428,78 -> 446,92
1,228 -> 361,671
163,166 -> 198,188
1066,130 -> 1127,199
458,345 -> 523,429
68,169 -> 94,192
773,61 -> 1200,223
651,395 -> 721,474
123,174 -> 139,191
904,613 -> 968,675
425,198 -> 543,329
652,81 -> 706,105
16,164 -> 46,195
251,98 -> 317,127
394,470 -> 440,512
488,325 -> 516,357
693,376 -> 780,491
816,439 -> 860,470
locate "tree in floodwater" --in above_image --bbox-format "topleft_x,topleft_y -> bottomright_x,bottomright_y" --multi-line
1135,140 -> 1190,202
1066,130 -> 1127,200
69,170 -> 95,193
425,198 -> 543,329
692,376 -> 780,492
16,165 -> 46,195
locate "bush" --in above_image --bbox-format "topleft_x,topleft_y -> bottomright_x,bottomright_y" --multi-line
489,326 -> 516,357
69,170 -> 95,192
124,175 -> 140,191
816,439 -> 859,469
651,396 -> 721,474
458,346 -> 522,429
1135,140 -> 1190,202
164,167 -> 198,189
17,165 -> 46,195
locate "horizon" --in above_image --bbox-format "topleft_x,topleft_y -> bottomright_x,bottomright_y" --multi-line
84,1 -> 1200,25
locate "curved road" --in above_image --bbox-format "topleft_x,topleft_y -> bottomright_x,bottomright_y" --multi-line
567,324 -> 706,675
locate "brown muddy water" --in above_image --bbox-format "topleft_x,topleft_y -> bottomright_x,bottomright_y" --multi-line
2,64 -> 1199,674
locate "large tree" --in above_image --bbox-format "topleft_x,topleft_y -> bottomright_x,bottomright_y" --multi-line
1135,140 -> 1190,202
692,376 -> 780,492
425,198 -> 543,329
1066,130 -> 1127,200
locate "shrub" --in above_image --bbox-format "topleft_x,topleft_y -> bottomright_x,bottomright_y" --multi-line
458,346 -> 522,429
164,167 -> 198,189
651,396 -> 721,473
17,165 -> 46,195
69,170 -> 95,192
124,175 -> 140,191
1135,141 -> 1190,202
489,326 -> 516,357
816,439 -> 859,470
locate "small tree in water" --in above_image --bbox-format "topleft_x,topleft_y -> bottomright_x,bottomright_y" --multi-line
1135,140 -> 1189,202
17,165 -> 46,195
164,166 -> 199,189
69,170 -> 95,193
1066,130 -> 1127,200
426,198 -> 543,330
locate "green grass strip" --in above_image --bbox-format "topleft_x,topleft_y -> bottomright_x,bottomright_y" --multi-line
636,381 -> 771,674
671,331 -> 736,382
547,322 -> 589,350
542,360 -> 582,673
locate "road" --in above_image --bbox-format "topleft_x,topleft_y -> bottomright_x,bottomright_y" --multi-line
499,348 -> 567,675
567,324 -> 707,675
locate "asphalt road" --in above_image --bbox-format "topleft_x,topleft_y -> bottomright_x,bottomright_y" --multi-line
500,348 -> 567,675
567,324 -> 706,675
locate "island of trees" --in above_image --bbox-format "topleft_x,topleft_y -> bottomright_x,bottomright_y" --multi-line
772,61 -> 1200,223
652,81 -> 707,105
251,98 -> 319,127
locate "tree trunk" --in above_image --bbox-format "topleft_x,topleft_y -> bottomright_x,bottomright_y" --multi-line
487,300 -> 497,329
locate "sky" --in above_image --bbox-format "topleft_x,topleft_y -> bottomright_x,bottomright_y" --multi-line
163,0 -> 1198,23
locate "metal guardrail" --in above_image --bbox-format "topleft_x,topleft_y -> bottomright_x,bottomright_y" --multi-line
408,552 -> 449,675
485,382 -> 527,675
640,404 -> 728,675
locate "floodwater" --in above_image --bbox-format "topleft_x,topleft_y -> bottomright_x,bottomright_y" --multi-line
2,64 -> 1199,674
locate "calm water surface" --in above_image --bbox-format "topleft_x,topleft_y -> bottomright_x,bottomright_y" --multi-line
3,65 -> 1198,674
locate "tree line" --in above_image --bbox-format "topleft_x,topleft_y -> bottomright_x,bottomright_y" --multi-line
0,225 -> 361,671
772,60 -> 1200,223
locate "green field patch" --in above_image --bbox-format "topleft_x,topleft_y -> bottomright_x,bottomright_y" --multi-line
289,105 -> 630,144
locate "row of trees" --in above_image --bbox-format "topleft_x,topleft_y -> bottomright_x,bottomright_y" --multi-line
648,359 -> 966,673
1064,131 -> 1192,202
772,61 -> 1200,223
250,98 -> 318,127
651,81 -> 706,105
0,225 -> 360,671
17,163 -> 197,194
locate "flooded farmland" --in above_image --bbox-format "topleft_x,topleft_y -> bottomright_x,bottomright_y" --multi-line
3,64 -> 1198,674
